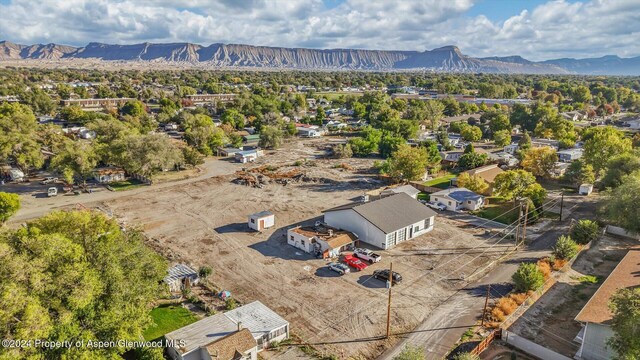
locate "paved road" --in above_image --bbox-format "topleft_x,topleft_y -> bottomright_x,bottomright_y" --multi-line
3,158 -> 239,223
377,194 -> 597,360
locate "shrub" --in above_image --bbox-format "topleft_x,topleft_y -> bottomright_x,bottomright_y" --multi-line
491,307 -> 506,322
394,345 -> 425,360
552,258 -> 568,271
512,263 -> 545,292
496,297 -> 518,315
537,259 -> 552,280
510,293 -> 528,306
571,220 -> 599,245
225,298 -> 238,310
553,235 -> 579,260
198,265 -> 213,279
453,352 -> 480,360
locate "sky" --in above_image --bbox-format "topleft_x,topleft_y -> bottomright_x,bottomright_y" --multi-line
0,0 -> 639,61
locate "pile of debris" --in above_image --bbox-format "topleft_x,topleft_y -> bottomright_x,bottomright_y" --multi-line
232,166 -> 305,187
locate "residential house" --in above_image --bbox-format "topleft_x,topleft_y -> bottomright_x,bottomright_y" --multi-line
488,152 -> 518,167
531,138 -> 560,149
574,249 -> 640,360
296,124 -> 322,138
164,264 -> 199,292
243,134 -> 261,145
8,168 -> 25,182
185,94 -> 237,105
430,187 -> 484,211
165,301 -> 289,360
380,184 -> 421,199
552,162 -> 571,177
248,211 -> 275,231
579,184 -> 594,195
218,147 -> 243,157
93,167 -> 126,183
61,97 -> 135,110
561,111 -> 587,121
557,148 -> 583,162
322,193 -> 437,250
503,143 -> 520,155
459,164 -> 504,190
287,224 -> 358,258
440,150 -> 464,164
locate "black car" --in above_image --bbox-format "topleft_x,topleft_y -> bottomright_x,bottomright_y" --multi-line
372,269 -> 402,285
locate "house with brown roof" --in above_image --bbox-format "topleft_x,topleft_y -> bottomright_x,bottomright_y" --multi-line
574,248 -> 640,360
205,329 -> 257,360
455,164 -> 504,194
287,224 -> 358,258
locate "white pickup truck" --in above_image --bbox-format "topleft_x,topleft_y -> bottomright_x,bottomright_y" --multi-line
353,248 -> 382,264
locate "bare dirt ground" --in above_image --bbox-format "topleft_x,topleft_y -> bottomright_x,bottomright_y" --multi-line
94,138 -> 517,359
508,235 -> 636,357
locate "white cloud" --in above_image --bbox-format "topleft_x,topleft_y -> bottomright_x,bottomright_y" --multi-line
0,0 -> 638,60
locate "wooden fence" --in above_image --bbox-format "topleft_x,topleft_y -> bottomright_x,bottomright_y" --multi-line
470,329 -> 502,355
409,181 -> 442,194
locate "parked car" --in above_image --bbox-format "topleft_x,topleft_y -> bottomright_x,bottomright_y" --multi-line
353,248 -> 382,264
343,254 -> 368,271
426,201 -> 447,211
327,262 -> 350,275
41,177 -> 58,185
373,269 -> 403,285
47,187 -> 58,197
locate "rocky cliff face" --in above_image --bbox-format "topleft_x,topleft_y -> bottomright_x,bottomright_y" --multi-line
0,40 -> 637,75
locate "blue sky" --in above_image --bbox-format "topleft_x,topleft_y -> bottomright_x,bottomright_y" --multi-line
0,0 -> 638,60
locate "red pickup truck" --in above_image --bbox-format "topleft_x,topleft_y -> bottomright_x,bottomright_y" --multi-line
343,254 -> 368,271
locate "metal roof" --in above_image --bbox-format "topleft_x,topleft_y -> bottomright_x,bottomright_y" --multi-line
324,193 -> 437,234
249,211 -> 273,219
164,264 -> 198,284
431,187 -> 483,202
223,301 -> 289,338
381,185 -> 421,197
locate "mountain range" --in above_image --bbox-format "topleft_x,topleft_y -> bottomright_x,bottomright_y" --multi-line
1,40 -> 639,75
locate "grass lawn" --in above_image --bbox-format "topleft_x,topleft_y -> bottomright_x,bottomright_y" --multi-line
423,174 -> 456,189
472,197 -> 520,225
143,305 -> 199,341
107,179 -> 145,191
417,192 -> 429,201
315,91 -> 364,100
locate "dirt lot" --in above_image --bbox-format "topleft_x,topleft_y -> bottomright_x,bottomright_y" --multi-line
81,138 -> 519,359
508,235 -> 636,357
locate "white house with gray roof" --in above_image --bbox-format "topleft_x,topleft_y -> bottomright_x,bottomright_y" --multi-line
165,301 -> 289,360
429,187 -> 484,211
322,193 -> 436,250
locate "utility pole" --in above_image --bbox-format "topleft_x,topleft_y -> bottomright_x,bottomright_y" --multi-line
559,191 -> 565,222
515,202 -> 524,247
521,201 -> 530,246
386,262 -> 393,339
481,284 -> 491,327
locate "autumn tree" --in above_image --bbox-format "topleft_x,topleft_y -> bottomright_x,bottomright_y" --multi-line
456,172 -> 489,194
521,147 -> 558,178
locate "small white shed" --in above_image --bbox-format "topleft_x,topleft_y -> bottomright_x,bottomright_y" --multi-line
579,184 -> 594,196
248,211 -> 275,231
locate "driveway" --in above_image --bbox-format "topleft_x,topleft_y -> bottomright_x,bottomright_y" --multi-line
442,211 -> 509,231
377,194 -> 596,360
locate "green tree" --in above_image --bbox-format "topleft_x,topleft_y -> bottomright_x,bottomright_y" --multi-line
601,152 -> 640,189
394,345 -> 425,360
183,114 -> 227,155
458,152 -> 488,170
379,135 -> 405,158
182,146 -> 205,167
333,143 -> 353,159
198,266 -> 213,280
0,210 -> 166,359
493,170 -> 538,204
553,235 -> 579,260
221,109 -> 245,129
0,103 -> 45,174
572,85 -> 592,104
423,100 -> 445,131
0,192 -> 20,225
50,141 -> 99,186
521,147 -> 558,178
120,100 -> 146,117
563,160 -> 595,187
512,263 -> 545,292
316,106 -> 326,123
117,134 -> 184,176
460,125 -> 482,142
482,110 -> 511,133
59,105 -> 87,123
582,126 -> 632,173
259,125 -> 284,149
493,130 -> 512,147
383,144 -> 429,182
607,288 -> 640,360
601,171 -> 640,234
452,353 -> 480,360
570,220 -> 600,245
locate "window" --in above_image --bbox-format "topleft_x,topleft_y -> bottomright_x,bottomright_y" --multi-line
250,218 -> 255,223
290,235 -> 294,241
385,232 -> 396,247
301,240 -> 305,246
448,201 -> 452,206
414,226 -> 420,233
397,228 -> 406,242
